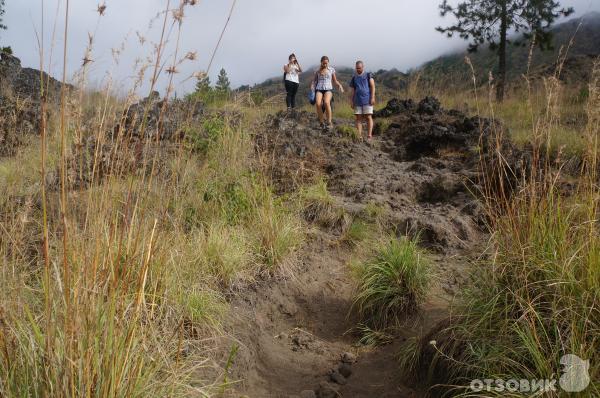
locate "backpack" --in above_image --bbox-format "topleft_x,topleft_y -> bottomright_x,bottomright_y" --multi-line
308,90 -> 316,105
307,71 -> 318,105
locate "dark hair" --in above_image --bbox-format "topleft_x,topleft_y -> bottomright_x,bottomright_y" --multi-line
319,56 -> 329,72
289,53 -> 296,61
356,60 -> 364,66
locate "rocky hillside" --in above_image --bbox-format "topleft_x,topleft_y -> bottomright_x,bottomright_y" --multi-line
0,51 -> 207,160
0,52 -> 66,155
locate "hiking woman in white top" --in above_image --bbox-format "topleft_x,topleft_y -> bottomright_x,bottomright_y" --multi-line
311,56 -> 344,129
284,53 -> 302,109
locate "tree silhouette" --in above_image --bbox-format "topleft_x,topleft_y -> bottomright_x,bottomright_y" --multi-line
437,0 -> 573,101
195,75 -> 212,94
0,0 -> 7,36
215,68 -> 231,93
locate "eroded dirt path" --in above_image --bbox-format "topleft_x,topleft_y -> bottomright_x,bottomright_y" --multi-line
227,104 -> 488,397
230,231 -> 452,397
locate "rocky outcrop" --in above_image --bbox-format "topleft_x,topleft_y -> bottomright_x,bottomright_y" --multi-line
0,52 -> 65,100
373,98 -> 415,117
0,52 -> 205,158
256,101 -> 493,253
0,52 -> 68,156
114,91 -> 204,140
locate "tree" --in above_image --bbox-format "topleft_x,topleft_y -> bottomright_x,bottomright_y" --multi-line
195,74 -> 212,94
437,0 -> 573,102
0,0 -> 6,35
215,68 -> 230,93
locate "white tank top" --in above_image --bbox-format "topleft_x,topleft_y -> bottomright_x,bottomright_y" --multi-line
285,64 -> 300,84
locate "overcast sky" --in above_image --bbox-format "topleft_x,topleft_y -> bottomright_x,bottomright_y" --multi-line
2,0 -> 599,96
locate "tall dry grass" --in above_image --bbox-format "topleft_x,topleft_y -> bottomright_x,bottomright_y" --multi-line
404,52 -> 599,397
0,1 -> 302,396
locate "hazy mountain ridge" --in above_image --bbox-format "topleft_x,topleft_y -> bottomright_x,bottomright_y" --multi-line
248,12 -> 600,100
417,11 -> 600,89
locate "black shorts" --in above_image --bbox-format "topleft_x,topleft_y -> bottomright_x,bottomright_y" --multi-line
316,89 -> 332,95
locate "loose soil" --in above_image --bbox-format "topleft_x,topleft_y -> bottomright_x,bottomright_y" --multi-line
223,101 -> 490,397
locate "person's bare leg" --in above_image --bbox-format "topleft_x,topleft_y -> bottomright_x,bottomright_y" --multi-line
366,114 -> 374,139
315,92 -> 324,124
355,114 -> 363,138
324,91 -> 333,125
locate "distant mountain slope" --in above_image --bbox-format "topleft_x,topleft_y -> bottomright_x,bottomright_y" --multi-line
246,12 -> 600,103
417,12 -> 600,89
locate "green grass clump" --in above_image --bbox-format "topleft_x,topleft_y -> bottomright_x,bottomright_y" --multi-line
195,224 -> 253,288
362,201 -> 386,222
180,289 -> 227,331
298,178 -> 344,227
355,324 -> 393,347
337,125 -> 360,140
333,105 -> 356,120
352,237 -> 431,329
373,119 -> 392,135
341,218 -> 372,246
252,198 -> 302,269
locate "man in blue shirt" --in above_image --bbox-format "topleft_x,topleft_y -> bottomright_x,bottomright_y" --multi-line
349,60 -> 376,139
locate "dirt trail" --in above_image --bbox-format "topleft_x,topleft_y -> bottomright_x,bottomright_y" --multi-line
226,101 -> 490,397
230,231 -> 453,398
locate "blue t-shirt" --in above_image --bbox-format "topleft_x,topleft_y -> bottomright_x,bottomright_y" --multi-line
350,72 -> 372,106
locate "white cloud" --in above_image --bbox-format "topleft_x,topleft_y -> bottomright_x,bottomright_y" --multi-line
2,0 -> 597,96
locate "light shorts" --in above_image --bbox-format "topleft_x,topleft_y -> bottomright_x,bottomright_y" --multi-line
354,105 -> 374,115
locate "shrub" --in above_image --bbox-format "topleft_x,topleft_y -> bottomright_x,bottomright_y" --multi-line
184,115 -> 226,153
250,90 -> 265,106
352,237 -> 431,329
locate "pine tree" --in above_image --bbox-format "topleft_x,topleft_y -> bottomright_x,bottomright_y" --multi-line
215,68 -> 231,93
437,0 -> 573,102
195,75 -> 211,94
0,0 -> 7,35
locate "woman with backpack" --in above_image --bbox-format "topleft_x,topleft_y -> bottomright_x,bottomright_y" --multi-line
311,56 -> 344,130
283,53 -> 302,110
